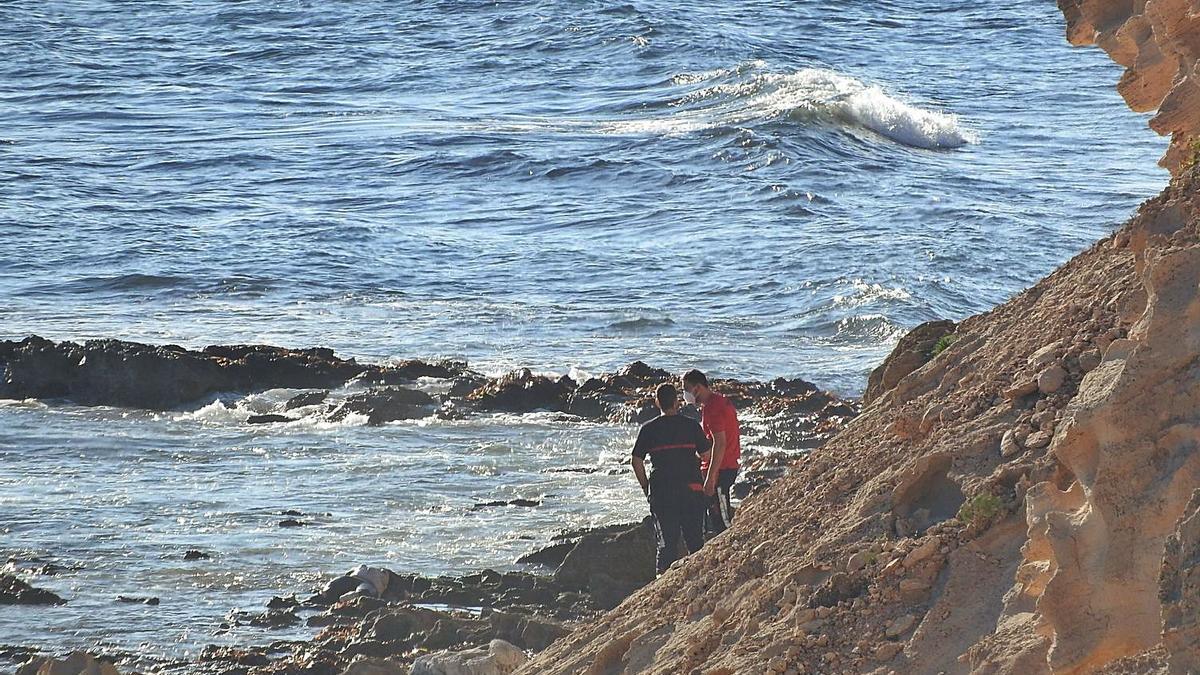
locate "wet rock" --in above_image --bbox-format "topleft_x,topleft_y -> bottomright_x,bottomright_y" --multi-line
466,369 -> 570,413
338,656 -> 409,675
329,387 -> 436,425
278,519 -> 308,528
16,651 -> 120,675
267,595 -> 299,610
471,498 -> 542,511
247,413 -> 292,424
864,320 -> 956,405
116,595 -> 159,605
0,336 -> 469,411
228,607 -> 300,629
0,573 -> 66,605
183,549 -> 210,561
285,390 -> 329,410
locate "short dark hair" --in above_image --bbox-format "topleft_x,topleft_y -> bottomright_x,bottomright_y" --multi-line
682,369 -> 708,387
655,383 -> 678,411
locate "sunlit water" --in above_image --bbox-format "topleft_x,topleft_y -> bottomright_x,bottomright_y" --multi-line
0,0 -> 1168,661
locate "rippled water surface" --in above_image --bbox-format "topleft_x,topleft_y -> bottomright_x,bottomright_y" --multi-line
0,0 -> 1168,661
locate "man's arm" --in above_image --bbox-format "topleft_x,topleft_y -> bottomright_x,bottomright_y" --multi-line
705,431 -> 725,496
632,455 -> 649,496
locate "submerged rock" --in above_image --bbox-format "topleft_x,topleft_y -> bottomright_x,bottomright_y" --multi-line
0,573 -> 65,605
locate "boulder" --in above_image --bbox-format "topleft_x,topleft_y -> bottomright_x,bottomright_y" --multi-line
554,519 -> 656,609
412,639 -> 527,675
466,369 -> 570,413
328,387 -> 436,425
864,320 -> 956,405
0,573 -> 65,605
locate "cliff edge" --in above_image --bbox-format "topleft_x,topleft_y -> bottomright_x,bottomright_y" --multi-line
516,4 -> 1200,674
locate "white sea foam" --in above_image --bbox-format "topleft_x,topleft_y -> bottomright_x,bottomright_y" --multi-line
604,66 -> 975,149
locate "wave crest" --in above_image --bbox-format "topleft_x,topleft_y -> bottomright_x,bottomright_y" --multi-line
606,64 -> 975,149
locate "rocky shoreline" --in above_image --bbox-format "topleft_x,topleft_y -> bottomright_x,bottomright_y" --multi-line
1,336 -> 861,675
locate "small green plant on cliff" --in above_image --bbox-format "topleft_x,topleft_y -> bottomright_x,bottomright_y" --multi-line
1183,138 -> 1200,173
931,334 -> 958,358
958,493 -> 1003,527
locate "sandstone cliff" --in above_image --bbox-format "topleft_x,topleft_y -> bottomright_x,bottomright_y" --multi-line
1058,0 -> 1200,174
515,5 -> 1200,674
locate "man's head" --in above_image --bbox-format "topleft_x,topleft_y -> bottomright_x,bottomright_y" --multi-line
655,383 -> 680,414
681,369 -> 711,404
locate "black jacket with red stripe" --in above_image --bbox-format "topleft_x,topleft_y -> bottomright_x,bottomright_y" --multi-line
632,413 -> 709,499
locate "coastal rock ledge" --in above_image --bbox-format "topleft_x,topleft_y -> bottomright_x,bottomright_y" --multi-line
508,8 -> 1200,675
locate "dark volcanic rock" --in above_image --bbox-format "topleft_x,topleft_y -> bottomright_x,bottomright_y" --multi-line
466,368 -> 570,413
0,574 -> 65,605
183,549 -> 210,561
553,519 -> 656,609
0,336 -> 464,410
283,390 -> 328,410
247,413 -> 292,424
327,386 -> 435,425
471,498 -> 542,511
116,595 -> 160,605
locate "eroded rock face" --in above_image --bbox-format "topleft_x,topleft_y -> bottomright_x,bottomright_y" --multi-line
1016,223 -> 1200,672
1058,0 -> 1200,174
1160,489 -> 1200,672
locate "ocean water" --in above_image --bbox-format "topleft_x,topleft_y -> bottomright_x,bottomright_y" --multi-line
0,0 -> 1168,663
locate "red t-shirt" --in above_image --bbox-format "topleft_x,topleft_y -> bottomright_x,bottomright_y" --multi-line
700,392 -> 741,472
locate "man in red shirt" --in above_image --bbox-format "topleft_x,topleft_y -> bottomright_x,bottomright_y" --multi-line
682,369 -> 741,535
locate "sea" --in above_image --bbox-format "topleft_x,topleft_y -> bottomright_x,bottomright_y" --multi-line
0,0 -> 1168,663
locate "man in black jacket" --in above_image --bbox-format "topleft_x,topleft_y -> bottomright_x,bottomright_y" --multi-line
631,383 -> 708,575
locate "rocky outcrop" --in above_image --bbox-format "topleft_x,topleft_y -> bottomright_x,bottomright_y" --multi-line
1058,0 -> 1200,174
0,338 -> 858,448
863,319 -> 956,406
0,574 -> 66,606
0,336 -> 465,409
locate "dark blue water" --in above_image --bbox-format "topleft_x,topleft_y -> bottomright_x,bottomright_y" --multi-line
0,0 -> 1165,390
0,0 -> 1168,662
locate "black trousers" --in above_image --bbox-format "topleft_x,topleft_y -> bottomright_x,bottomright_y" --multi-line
650,490 -> 704,575
704,468 -> 738,536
